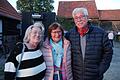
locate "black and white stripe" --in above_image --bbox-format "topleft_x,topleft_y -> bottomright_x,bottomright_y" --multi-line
4,44 -> 46,80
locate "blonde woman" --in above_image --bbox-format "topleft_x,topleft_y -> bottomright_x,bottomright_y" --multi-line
4,22 -> 46,80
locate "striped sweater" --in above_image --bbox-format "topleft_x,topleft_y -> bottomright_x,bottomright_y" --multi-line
4,43 -> 46,80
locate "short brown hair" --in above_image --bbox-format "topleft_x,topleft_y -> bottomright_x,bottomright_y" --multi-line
48,22 -> 64,40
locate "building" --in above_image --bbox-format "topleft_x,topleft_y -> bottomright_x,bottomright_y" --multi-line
0,0 -> 21,50
57,1 -> 120,32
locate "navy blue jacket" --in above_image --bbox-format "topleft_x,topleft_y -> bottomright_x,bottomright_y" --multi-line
65,24 -> 113,80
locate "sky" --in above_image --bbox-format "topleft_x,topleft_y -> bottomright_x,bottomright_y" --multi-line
8,0 -> 120,13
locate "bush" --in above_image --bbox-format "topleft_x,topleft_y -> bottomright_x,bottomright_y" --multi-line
57,16 -> 74,31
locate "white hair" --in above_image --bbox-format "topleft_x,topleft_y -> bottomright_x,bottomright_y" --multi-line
23,22 -> 45,43
72,7 -> 89,17
34,22 -> 45,32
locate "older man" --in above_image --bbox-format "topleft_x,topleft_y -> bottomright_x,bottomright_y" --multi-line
65,7 -> 113,80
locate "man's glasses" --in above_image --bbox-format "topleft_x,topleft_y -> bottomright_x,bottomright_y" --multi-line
74,15 -> 87,20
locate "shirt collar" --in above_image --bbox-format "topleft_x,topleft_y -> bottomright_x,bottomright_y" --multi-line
78,25 -> 89,37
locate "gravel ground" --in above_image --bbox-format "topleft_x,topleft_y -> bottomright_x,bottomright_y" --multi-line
103,41 -> 120,80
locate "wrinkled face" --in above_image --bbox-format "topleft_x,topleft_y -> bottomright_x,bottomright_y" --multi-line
51,27 -> 62,43
29,27 -> 42,44
73,12 -> 88,29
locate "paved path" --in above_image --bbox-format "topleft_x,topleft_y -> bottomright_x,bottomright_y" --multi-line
104,41 -> 120,80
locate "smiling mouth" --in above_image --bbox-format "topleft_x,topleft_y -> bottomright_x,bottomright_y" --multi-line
77,22 -> 84,25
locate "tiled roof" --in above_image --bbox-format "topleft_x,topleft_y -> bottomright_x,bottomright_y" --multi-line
0,0 -> 21,20
99,10 -> 120,21
57,1 -> 99,19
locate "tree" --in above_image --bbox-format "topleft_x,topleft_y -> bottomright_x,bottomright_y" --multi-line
16,0 -> 54,13
57,16 -> 74,31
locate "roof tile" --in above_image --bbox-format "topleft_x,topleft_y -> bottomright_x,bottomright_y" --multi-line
57,1 -> 99,19
99,10 -> 120,20
0,0 -> 21,20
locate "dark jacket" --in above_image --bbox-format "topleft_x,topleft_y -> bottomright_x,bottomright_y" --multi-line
65,24 -> 113,80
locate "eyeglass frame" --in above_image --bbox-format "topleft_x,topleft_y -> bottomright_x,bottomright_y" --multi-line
73,15 -> 88,20
51,31 -> 62,34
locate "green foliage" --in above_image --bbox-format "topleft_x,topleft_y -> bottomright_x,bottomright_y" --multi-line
17,0 -> 54,13
57,16 -> 74,31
